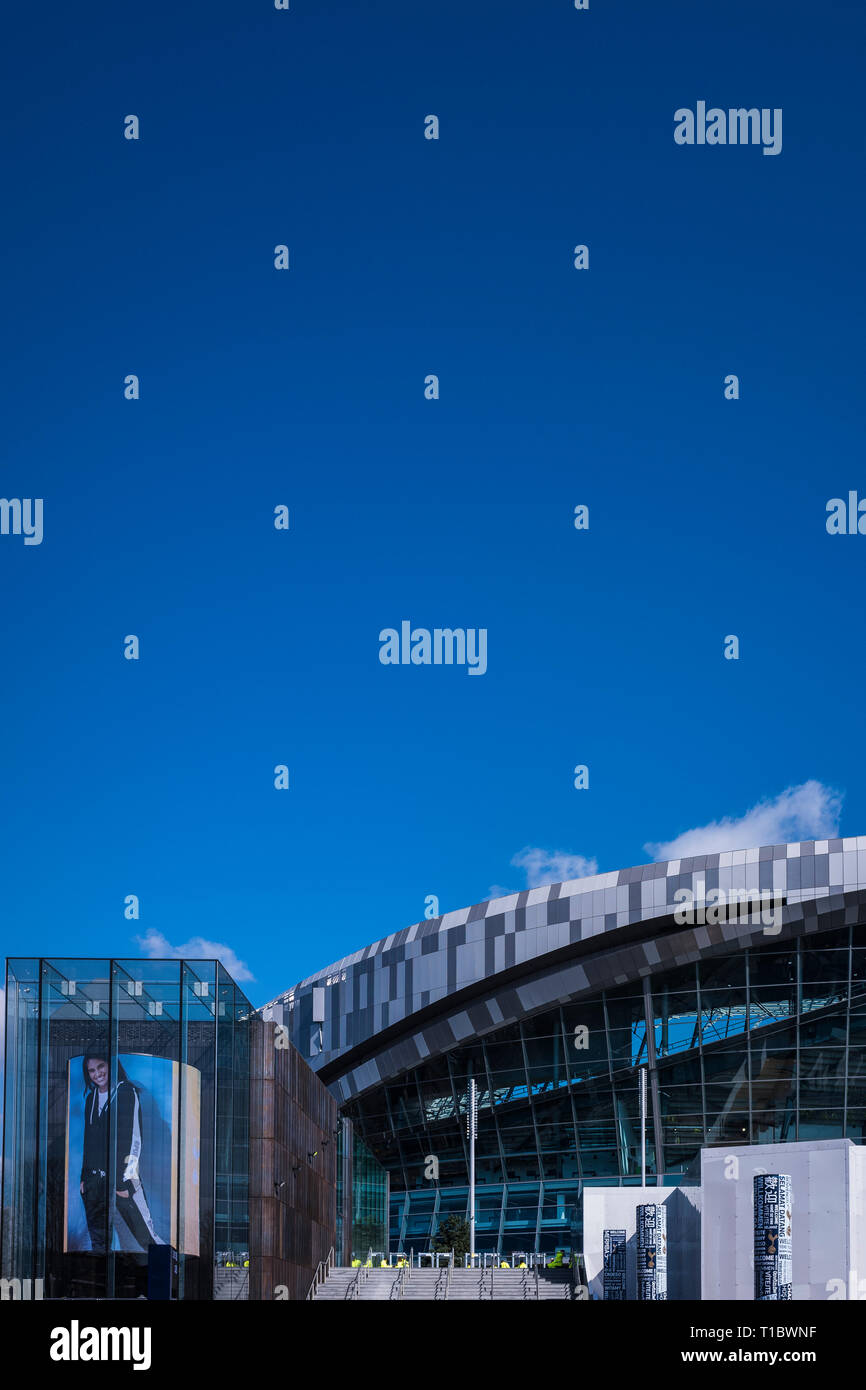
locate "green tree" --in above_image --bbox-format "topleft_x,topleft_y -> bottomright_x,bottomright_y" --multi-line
432,1214 -> 471,1261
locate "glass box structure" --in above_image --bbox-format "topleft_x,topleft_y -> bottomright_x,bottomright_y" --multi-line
263,837 -> 866,1256
1,958 -> 251,1300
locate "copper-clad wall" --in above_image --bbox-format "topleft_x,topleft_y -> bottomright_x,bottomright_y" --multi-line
249,1016 -> 337,1300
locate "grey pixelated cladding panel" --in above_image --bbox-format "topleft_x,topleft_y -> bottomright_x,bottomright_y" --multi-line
259,838 -> 866,1074
326,887 -> 864,1105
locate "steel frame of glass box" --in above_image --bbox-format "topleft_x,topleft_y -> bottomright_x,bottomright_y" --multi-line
1,958 -> 251,1300
263,837 -> 866,1255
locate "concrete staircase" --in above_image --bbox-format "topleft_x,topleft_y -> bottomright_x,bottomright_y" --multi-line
534,1270 -> 574,1300
213,1267 -> 249,1301
312,1266 -> 574,1301
313,1268 -> 403,1301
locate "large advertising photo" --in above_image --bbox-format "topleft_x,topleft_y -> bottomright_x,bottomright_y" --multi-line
64,1053 -> 201,1258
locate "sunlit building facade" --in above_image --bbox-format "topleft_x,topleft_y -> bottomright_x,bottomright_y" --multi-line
263,838 -> 866,1255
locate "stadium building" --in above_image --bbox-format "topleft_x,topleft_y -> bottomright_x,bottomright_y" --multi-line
263,837 -> 866,1259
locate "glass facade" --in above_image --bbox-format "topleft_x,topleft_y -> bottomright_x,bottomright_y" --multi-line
343,924 -> 866,1255
337,1119 -> 389,1260
1,958 -> 251,1300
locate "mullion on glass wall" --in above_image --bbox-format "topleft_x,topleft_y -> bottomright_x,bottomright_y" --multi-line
36,960 -> 54,1290
795,940 -> 801,1141
744,949 -> 753,1145
643,978 -> 664,1183
233,985 -> 249,1256
446,1050 -> 463,1152
557,1005 -> 584,1187
695,961 -> 708,1145
0,963 -> 40,1287
480,1039 -> 507,1182
449,1051 -> 469,1175
108,959 -> 125,1300
518,1022 -> 543,1179
600,993 -> 619,1181
843,925 -> 852,1136
215,967 -> 232,1258
413,1068 -> 431,1176
382,1084 -> 405,1191
690,962 -> 702,1052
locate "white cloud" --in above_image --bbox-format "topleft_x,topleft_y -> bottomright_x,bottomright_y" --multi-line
135,929 -> 255,983
645,781 -> 843,861
510,846 -> 599,889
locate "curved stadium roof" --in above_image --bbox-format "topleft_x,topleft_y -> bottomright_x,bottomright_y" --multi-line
262,836 -> 866,1105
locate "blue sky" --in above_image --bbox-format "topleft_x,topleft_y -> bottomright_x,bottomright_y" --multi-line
1,0 -> 865,1010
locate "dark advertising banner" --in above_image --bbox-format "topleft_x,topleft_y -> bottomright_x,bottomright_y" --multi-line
754,1173 -> 792,1301
603,1228 -> 627,1300
637,1203 -> 667,1301
64,1053 -> 201,1257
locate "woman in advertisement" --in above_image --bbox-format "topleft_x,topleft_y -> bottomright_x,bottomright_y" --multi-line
79,1051 -> 164,1254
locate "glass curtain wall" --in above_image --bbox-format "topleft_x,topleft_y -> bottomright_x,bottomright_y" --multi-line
1,958 -> 251,1300
336,1118 -> 389,1260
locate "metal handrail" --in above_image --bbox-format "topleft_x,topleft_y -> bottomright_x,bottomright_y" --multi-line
490,1262 -> 494,1300
386,1261 -> 409,1300
305,1245 -> 335,1301
534,1263 -> 540,1301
